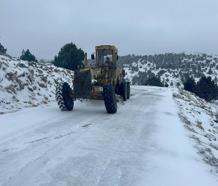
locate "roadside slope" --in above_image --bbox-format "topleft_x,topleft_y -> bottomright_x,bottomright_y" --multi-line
0,54 -> 73,114
174,89 -> 218,174
0,86 -> 217,186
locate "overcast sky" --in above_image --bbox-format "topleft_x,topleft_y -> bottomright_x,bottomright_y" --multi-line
0,0 -> 218,59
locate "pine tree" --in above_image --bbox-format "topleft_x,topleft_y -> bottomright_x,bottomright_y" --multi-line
0,42 -> 7,55
53,43 -> 85,71
20,49 -> 37,62
183,77 -> 196,93
195,76 -> 218,101
145,76 -> 164,87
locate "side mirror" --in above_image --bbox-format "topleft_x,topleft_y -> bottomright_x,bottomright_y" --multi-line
91,54 -> 95,60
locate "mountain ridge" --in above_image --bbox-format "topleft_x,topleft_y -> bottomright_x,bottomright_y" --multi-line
119,53 -> 218,87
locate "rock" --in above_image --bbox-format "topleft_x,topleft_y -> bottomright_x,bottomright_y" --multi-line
17,63 -> 27,68
17,72 -> 26,78
28,87 -> 33,91
5,85 -> 16,94
5,72 -> 17,81
196,121 -> 204,131
17,79 -> 27,90
41,76 -> 47,83
38,82 -> 47,88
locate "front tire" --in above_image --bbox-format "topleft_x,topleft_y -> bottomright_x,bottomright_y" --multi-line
103,84 -> 117,114
56,82 -> 74,111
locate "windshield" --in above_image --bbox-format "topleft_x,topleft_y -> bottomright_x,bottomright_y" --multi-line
97,49 -> 113,64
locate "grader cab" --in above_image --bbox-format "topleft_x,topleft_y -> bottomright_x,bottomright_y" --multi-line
56,45 -> 130,114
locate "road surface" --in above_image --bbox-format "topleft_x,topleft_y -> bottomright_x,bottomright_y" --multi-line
0,86 -> 217,186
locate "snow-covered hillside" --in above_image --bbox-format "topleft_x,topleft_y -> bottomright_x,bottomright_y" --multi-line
0,86 -> 217,186
121,53 -> 218,87
0,55 -> 73,114
174,89 -> 218,174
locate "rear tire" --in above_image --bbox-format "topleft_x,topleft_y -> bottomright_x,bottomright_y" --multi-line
56,82 -> 74,111
121,81 -> 128,101
103,84 -> 117,114
127,82 -> 130,99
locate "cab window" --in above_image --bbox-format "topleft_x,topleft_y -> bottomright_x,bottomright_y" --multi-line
97,49 -> 113,64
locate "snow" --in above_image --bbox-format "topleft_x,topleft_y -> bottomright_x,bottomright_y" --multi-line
123,54 -> 218,87
174,89 -> 218,174
0,54 -> 73,114
0,86 -> 217,186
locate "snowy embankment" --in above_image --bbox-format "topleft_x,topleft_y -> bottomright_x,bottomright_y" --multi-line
0,55 -> 73,114
174,89 -> 218,174
0,86 -> 217,186
123,54 -> 218,87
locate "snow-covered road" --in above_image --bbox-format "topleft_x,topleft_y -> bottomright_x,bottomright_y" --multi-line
0,86 -> 217,186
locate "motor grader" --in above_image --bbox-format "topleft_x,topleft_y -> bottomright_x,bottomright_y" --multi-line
55,45 -> 130,114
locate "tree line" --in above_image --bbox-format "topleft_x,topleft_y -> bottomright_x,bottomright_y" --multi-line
0,42 -> 85,71
143,75 -> 218,101
183,76 -> 218,101
1,41 -> 218,101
